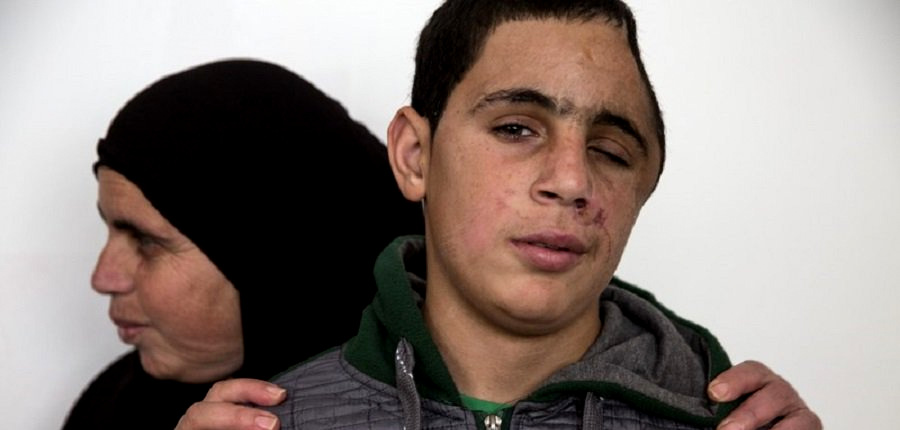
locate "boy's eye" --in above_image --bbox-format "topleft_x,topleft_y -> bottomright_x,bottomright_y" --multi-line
588,144 -> 630,167
492,123 -> 537,139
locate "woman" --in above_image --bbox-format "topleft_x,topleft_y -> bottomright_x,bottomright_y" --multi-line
63,59 -> 424,429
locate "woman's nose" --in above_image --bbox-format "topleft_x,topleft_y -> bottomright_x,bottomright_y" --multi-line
91,237 -> 136,295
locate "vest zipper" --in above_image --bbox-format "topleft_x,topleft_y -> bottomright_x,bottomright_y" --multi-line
483,414 -> 502,430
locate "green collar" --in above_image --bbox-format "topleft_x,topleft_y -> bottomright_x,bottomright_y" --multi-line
459,394 -> 511,415
344,236 -> 462,405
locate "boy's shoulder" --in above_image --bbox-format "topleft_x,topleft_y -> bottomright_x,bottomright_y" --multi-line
267,346 -> 474,429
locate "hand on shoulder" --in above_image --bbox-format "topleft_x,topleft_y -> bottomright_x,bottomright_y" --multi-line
710,360 -> 822,430
175,378 -> 286,430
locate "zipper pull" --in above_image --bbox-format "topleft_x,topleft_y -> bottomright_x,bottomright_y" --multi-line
484,414 -> 502,430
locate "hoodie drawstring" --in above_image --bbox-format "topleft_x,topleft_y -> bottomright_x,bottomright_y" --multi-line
582,392 -> 600,430
395,338 -> 422,430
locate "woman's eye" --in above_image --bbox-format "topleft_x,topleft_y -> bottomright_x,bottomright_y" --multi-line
135,235 -> 163,256
492,123 -> 536,139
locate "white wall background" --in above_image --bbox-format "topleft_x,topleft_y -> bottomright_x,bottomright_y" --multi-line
1,1 -> 897,428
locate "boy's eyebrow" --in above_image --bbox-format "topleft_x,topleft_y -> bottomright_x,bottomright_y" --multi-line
593,109 -> 648,156
472,88 -> 566,114
471,87 -> 649,155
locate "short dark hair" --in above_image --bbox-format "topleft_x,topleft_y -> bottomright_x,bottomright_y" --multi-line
411,0 -> 665,178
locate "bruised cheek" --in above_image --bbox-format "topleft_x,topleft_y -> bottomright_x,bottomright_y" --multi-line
591,184 -> 639,254
605,191 -> 642,250
592,207 -> 608,227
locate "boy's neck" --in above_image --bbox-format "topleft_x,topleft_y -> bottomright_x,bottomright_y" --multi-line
421,287 -> 601,405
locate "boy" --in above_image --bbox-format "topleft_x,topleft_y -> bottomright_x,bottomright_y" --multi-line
175,2 -> 820,429
267,1 -> 787,428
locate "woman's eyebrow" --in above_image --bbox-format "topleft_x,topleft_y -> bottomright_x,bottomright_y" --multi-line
97,204 -> 161,240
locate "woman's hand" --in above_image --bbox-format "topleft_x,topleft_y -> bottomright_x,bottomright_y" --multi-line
175,379 -> 286,430
710,360 -> 822,430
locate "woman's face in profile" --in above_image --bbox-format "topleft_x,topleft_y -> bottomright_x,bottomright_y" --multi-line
92,167 -> 244,383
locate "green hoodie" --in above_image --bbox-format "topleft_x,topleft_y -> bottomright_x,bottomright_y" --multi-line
271,236 -> 739,429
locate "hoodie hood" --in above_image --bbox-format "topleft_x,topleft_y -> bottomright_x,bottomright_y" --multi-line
534,280 -> 734,422
345,236 -> 738,427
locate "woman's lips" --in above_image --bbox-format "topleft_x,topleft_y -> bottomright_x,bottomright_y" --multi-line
112,318 -> 147,344
511,233 -> 587,272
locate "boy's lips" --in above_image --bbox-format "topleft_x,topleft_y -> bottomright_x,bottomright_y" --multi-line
511,232 -> 588,272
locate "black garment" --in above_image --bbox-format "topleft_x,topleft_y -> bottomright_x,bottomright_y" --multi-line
64,351 -> 210,429
63,59 -> 424,429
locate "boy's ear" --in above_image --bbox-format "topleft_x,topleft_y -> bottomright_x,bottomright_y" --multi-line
387,106 -> 431,202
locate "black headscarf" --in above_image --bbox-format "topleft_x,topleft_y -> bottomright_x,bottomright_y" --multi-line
65,59 -> 424,429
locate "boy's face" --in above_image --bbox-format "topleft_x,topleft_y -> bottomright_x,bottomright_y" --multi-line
394,18 -> 662,335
